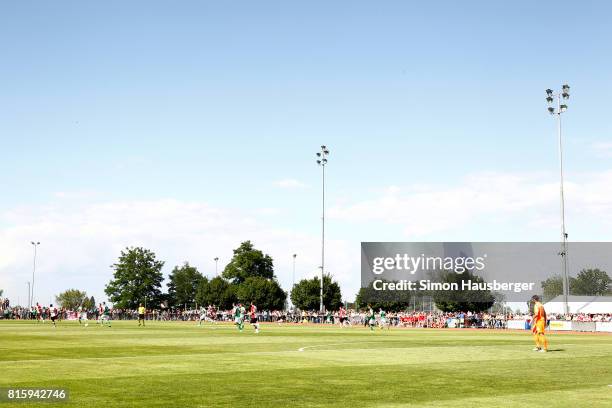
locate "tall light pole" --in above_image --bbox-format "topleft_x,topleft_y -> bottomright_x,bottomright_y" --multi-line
214,257 -> 219,275
292,254 -> 297,289
30,241 -> 40,308
316,145 -> 329,312
546,84 -> 571,315
26,281 -> 31,310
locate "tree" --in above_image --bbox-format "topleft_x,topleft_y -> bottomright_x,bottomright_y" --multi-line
167,262 -> 204,308
222,241 -> 274,284
236,276 -> 287,310
432,270 -> 495,313
55,289 -> 88,310
540,275 -> 577,302
196,276 -> 236,310
105,247 -> 165,309
572,268 -> 612,296
83,296 -> 95,311
0,289 -> 3,297
290,274 -> 342,311
355,281 -> 412,312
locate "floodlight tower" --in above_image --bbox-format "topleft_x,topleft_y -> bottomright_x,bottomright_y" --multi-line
30,241 -> 40,308
316,145 -> 329,313
546,84 -> 570,315
292,254 -> 297,289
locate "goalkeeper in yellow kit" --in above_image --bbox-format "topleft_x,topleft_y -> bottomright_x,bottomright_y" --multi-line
531,295 -> 548,352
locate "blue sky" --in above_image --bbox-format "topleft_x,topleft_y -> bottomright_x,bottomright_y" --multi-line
1,1 -> 611,305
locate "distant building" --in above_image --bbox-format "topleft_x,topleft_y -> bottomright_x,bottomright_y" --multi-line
544,295 -> 612,314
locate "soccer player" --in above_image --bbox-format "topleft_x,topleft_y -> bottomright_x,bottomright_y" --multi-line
198,305 -> 207,326
379,308 -> 389,330
233,303 -> 245,332
249,303 -> 259,333
78,305 -> 89,327
207,305 -> 217,324
338,306 -> 350,328
36,303 -> 44,323
96,303 -> 103,325
367,305 -> 376,331
531,295 -> 548,352
49,304 -> 58,328
138,303 -> 146,327
100,302 -> 111,327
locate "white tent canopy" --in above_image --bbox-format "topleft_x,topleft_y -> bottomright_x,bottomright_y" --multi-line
544,295 -> 612,314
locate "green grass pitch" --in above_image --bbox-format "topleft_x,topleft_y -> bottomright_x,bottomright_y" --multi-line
1,321 -> 611,407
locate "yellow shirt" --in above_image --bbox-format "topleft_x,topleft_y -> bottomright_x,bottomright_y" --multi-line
138,306 -> 145,314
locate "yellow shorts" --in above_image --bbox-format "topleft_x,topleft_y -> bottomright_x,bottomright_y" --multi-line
535,320 -> 546,334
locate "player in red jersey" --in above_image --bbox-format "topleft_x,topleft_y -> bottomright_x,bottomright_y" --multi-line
338,306 -> 350,328
249,303 -> 260,333
36,303 -> 44,323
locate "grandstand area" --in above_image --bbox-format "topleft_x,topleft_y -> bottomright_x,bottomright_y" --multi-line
1,320 -> 611,408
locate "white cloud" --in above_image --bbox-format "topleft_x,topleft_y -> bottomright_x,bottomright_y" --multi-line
0,199 -> 356,306
274,178 -> 307,189
3,169 -> 612,307
328,170 -> 612,238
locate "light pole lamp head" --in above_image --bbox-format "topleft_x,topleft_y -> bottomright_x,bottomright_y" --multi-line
546,96 -> 554,104
562,84 -> 570,100
546,89 -> 554,97
560,104 -> 568,113
548,107 -> 555,115
293,254 -> 297,258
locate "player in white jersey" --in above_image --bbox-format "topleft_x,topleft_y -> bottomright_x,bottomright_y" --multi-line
49,304 -> 58,328
78,306 -> 89,327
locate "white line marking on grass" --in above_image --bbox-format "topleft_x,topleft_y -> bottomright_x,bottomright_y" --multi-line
297,342 -> 384,352
298,343 -> 346,352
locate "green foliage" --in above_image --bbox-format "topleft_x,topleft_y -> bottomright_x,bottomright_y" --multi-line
540,275 -> 571,302
83,296 -> 95,311
0,289 -> 3,297
572,268 -> 611,296
222,241 -> 274,284
236,276 -> 287,310
354,281 -> 412,312
196,276 -> 236,310
290,274 -> 342,311
432,270 -> 495,312
55,289 -> 88,310
167,262 -> 204,308
105,247 -> 165,309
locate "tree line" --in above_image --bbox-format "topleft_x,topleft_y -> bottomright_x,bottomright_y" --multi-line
54,241 -> 344,311
53,244 -> 610,313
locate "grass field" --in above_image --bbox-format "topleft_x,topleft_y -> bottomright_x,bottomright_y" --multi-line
1,321 -> 611,408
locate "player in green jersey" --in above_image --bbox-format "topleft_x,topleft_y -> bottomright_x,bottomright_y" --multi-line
379,308 -> 389,330
100,302 -> 111,327
233,303 -> 245,332
367,305 -> 376,331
